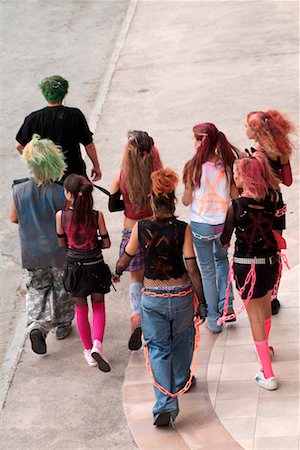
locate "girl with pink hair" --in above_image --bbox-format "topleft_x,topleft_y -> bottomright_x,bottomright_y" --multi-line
220,152 -> 280,390
245,109 -> 296,315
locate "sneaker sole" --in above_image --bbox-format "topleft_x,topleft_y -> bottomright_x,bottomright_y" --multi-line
153,412 -> 171,426
30,329 -> 46,354
91,351 -> 111,372
128,326 -> 142,351
254,378 -> 278,390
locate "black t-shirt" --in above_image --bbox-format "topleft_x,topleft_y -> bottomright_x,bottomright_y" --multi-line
16,106 -> 93,177
138,216 -> 187,280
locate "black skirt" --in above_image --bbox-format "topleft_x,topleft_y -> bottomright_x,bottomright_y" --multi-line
64,258 -> 112,297
234,260 -> 279,300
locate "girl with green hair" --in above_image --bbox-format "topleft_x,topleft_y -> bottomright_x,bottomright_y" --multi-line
9,135 -> 74,353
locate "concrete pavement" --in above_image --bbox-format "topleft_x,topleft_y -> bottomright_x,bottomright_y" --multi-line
0,1 -> 299,449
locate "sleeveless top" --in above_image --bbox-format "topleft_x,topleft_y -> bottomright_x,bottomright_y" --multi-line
62,209 -> 101,260
12,178 -> 66,269
138,217 -> 187,280
119,171 -> 152,220
190,162 -> 231,225
232,195 -> 277,258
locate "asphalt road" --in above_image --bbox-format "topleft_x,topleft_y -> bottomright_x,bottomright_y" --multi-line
0,0 -> 131,365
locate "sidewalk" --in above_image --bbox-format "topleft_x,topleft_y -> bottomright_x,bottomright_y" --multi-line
0,1 -> 299,449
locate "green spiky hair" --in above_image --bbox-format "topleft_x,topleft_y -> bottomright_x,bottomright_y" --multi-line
38,75 -> 68,103
22,134 -> 66,185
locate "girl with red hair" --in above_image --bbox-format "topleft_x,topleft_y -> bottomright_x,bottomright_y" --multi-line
220,152 -> 280,390
245,109 -> 296,315
182,123 -> 239,333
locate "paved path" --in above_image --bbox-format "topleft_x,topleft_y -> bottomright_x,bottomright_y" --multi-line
0,1 -> 299,449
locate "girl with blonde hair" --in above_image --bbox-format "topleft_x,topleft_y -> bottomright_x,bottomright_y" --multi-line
109,131 -> 162,350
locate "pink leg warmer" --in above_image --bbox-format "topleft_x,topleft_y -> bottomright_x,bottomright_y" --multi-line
75,305 -> 92,350
255,339 -> 274,379
264,318 -> 272,341
92,302 -> 106,343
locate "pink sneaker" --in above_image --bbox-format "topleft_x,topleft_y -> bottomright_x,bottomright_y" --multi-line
91,339 -> 111,372
83,349 -> 97,367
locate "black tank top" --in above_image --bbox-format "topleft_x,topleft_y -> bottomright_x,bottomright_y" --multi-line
232,194 -> 277,257
138,217 -> 187,280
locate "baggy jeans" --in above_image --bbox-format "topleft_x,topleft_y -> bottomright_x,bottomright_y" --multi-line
26,267 -> 74,337
141,287 -> 195,420
191,222 -> 234,333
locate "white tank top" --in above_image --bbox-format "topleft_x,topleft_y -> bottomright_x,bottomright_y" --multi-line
190,161 -> 231,225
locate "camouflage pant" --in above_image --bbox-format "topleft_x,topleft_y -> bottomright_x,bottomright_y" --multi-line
26,267 -> 74,337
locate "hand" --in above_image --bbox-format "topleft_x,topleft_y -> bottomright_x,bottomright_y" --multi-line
91,166 -> 102,181
112,272 -> 121,283
195,302 -> 207,321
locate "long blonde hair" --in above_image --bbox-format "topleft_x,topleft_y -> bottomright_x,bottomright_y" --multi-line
121,130 -> 162,211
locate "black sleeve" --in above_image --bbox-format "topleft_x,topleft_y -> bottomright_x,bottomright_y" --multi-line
108,190 -> 125,212
76,109 -> 93,146
220,202 -> 235,246
15,115 -> 33,146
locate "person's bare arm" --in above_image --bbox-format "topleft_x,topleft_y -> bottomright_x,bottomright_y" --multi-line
85,142 -> 102,181
182,178 -> 193,206
98,211 -> 111,249
9,199 -> 18,223
55,210 -> 67,248
15,141 -> 24,155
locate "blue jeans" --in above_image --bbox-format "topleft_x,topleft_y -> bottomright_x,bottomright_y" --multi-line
141,287 -> 195,420
191,222 -> 234,333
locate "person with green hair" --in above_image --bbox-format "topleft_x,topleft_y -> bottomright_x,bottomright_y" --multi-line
9,134 -> 74,353
15,75 -> 102,181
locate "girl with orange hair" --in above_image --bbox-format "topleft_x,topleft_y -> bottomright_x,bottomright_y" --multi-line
114,168 -> 207,426
245,109 -> 296,314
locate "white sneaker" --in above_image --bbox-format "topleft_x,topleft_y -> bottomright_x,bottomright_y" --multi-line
83,349 -> 97,367
255,370 -> 278,390
91,339 -> 111,372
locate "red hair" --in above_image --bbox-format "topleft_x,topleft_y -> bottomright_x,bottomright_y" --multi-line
235,151 -> 279,199
183,122 -> 237,187
247,110 -> 296,160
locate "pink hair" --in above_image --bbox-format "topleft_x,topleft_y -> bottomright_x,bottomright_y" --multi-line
235,151 -> 279,199
247,110 -> 296,159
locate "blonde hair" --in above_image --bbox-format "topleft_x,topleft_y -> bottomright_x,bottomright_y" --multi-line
22,134 -> 66,185
121,130 -> 162,211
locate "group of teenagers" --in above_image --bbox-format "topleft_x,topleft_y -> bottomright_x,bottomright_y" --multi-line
10,75 -> 295,427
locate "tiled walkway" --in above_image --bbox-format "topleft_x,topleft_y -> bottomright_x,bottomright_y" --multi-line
123,262 -> 300,449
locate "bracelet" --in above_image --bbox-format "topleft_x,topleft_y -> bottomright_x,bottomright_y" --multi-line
57,232 -> 66,238
100,233 -> 109,239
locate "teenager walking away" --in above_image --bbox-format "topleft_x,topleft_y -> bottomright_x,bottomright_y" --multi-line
15,75 -> 102,181
9,135 -> 74,354
245,109 -> 296,315
220,152 -> 280,390
114,168 -> 207,426
56,174 -> 112,371
109,130 -> 162,350
182,122 -> 239,334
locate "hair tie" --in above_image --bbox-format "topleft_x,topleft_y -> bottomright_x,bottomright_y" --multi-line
78,191 -> 83,197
